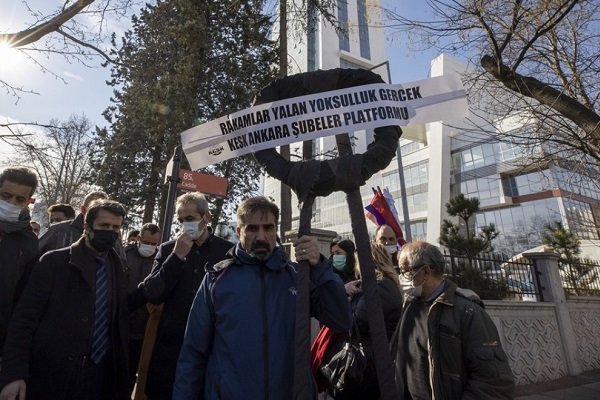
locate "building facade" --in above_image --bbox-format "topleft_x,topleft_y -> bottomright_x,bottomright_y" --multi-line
264,1 -> 600,259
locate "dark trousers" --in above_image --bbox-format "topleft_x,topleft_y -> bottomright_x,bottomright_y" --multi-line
64,356 -> 113,400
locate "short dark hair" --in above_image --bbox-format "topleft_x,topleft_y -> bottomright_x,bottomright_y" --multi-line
140,223 -> 160,236
127,229 -> 140,240
0,167 -> 38,197
82,191 -> 109,208
47,203 -> 76,219
236,196 -> 279,227
85,199 -> 127,227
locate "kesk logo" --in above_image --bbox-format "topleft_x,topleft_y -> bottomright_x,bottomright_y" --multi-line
209,144 -> 224,156
288,286 -> 297,296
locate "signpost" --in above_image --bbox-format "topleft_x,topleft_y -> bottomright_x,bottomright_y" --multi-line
162,150 -> 229,243
177,169 -> 228,197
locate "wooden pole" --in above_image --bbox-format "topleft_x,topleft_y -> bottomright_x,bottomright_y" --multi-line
293,195 -> 315,399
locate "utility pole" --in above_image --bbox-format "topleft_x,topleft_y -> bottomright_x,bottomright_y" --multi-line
162,145 -> 182,243
369,61 -> 413,242
279,0 -> 292,240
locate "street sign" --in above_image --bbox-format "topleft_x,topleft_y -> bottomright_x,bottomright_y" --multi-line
177,169 -> 228,197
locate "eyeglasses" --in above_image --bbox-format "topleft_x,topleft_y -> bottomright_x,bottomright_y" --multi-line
401,264 -> 427,280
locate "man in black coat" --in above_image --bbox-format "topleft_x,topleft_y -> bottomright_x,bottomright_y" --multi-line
38,190 -> 108,255
0,199 -> 132,400
0,166 -> 38,359
125,222 -> 161,391
139,192 -> 233,400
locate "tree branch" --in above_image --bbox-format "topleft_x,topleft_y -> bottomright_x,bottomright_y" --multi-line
0,0 -> 95,47
56,28 -> 119,65
481,54 -> 600,138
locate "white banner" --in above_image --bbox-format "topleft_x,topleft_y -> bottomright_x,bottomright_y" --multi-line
181,74 -> 468,170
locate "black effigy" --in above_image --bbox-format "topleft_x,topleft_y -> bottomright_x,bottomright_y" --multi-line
253,68 -> 402,400
253,68 -> 401,202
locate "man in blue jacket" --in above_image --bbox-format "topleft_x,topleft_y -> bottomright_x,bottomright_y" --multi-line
173,196 -> 351,399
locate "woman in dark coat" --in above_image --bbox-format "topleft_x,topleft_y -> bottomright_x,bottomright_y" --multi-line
330,242 -> 403,400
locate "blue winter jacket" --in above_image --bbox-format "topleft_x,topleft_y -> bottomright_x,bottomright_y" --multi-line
173,244 -> 351,400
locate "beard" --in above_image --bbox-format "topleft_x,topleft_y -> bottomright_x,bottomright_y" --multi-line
249,240 -> 273,261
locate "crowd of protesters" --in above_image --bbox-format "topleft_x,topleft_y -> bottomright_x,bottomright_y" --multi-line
0,165 -> 514,400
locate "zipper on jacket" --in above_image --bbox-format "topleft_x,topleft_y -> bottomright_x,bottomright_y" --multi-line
260,265 -> 269,400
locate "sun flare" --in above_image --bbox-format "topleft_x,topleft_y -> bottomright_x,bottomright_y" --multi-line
0,40 -> 27,75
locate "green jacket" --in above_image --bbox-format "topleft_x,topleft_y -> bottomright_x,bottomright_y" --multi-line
391,279 -> 515,400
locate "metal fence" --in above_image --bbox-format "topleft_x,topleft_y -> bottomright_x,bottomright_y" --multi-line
557,258 -> 600,297
443,252 -> 541,301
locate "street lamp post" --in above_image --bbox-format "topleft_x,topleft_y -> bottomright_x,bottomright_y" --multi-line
369,61 -> 413,242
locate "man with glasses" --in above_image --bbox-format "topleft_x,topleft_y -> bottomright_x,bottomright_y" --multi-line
139,192 -> 233,400
391,241 -> 514,400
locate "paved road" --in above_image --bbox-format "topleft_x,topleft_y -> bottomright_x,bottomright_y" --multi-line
515,369 -> 600,400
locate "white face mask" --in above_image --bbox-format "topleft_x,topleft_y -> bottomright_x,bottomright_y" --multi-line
0,200 -> 24,222
384,244 -> 398,255
138,243 -> 157,257
181,220 -> 206,240
411,283 -> 424,298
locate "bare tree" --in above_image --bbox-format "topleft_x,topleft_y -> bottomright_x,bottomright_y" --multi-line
6,114 -> 98,211
0,0 -> 137,102
382,0 -> 600,173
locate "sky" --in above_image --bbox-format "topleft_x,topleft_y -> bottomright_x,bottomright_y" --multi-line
0,0 -> 439,160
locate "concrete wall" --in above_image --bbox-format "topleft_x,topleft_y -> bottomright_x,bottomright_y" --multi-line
484,252 -> 600,386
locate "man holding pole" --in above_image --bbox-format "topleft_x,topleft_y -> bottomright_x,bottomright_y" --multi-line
173,196 -> 350,399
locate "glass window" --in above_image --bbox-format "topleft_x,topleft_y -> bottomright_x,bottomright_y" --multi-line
408,220 -> 427,241
382,173 -> 399,193
401,141 -> 425,156
472,146 -> 484,168
403,161 -> 428,189
462,151 -> 473,170
563,198 -> 599,240
357,0 -> 370,59
337,0 -> 349,52
466,180 -> 477,194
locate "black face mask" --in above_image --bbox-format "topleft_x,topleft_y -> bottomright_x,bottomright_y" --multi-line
90,229 -> 118,252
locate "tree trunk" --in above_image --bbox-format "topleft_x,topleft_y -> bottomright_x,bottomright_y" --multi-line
143,145 -> 164,223
210,160 -> 233,227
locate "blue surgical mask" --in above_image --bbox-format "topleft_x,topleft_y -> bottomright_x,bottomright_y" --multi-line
332,254 -> 346,271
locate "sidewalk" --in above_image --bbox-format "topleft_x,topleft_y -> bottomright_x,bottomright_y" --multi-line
515,369 -> 600,400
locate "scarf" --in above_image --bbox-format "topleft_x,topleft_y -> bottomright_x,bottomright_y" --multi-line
0,208 -> 32,235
